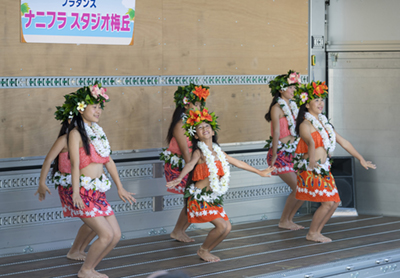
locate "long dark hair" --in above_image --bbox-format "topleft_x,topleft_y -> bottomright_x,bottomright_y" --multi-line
67,113 -> 91,156
183,132 -> 219,213
166,106 -> 186,143
51,120 -> 69,177
295,104 -> 308,135
264,92 -> 282,122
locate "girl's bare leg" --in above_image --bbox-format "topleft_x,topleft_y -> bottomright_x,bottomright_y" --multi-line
67,224 -> 93,261
170,207 -> 194,242
79,230 -> 97,255
278,172 -> 305,230
197,218 -> 231,262
316,201 -> 340,236
92,215 -> 121,267
77,215 -> 119,278
306,201 -> 335,243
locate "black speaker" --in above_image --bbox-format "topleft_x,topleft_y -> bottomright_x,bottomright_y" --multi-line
331,156 -> 355,209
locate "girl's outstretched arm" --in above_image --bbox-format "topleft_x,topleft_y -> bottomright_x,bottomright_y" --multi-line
166,149 -> 201,189
225,154 -> 275,177
35,135 -> 67,201
105,157 -> 136,205
335,131 -> 376,170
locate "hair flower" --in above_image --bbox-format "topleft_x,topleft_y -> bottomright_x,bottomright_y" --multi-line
300,92 -> 308,104
173,83 -> 210,108
55,82 -> 110,122
182,107 -> 219,140
293,81 -> 328,107
269,70 -> 301,97
77,101 -> 87,111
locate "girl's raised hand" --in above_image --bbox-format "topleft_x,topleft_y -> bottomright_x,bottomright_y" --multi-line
360,159 -> 376,170
166,178 -> 182,189
259,166 -> 276,177
118,187 -> 136,205
34,183 -> 51,201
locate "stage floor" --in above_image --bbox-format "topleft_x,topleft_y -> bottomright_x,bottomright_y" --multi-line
1,215 -> 400,278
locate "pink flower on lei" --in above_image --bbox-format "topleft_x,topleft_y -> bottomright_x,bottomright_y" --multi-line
90,85 -> 109,100
287,72 -> 301,85
100,87 -> 109,100
90,84 -> 102,98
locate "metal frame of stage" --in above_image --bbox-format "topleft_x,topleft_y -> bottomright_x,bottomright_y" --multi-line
1,215 -> 400,278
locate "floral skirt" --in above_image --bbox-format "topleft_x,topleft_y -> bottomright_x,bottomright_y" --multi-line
58,183 -> 114,218
267,149 -> 295,175
187,196 -> 229,223
296,170 -> 340,203
164,163 -> 188,194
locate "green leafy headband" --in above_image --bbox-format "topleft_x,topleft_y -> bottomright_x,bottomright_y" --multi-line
55,83 -> 109,122
174,83 -> 210,108
182,107 -> 219,140
294,81 -> 328,106
269,70 -> 302,97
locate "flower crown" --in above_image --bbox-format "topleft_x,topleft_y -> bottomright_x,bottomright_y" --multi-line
182,107 -> 219,140
294,81 -> 328,106
269,70 -> 302,97
174,83 -> 210,108
54,83 -> 109,122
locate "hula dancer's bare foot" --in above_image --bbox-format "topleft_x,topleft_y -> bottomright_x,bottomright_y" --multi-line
197,247 -> 220,262
319,235 -> 332,243
67,251 -> 86,261
170,231 -> 194,242
93,269 -> 108,278
77,269 -> 98,278
306,233 -> 332,243
279,221 -> 304,231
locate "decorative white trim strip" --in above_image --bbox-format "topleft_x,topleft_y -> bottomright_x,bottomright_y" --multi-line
0,165 -> 153,191
0,75 -> 308,89
0,197 -> 153,229
230,155 -> 269,171
162,183 -> 291,210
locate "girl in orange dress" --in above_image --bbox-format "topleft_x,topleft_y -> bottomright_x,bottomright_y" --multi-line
161,84 -> 209,242
167,108 -> 275,262
264,70 -> 304,230
293,82 -> 376,243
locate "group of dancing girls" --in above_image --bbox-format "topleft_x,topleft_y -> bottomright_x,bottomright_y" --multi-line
35,71 -> 376,276
264,70 -> 376,242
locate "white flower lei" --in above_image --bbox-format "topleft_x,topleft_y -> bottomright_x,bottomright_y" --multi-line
53,171 -> 72,188
84,123 -> 111,157
159,148 -> 185,171
304,113 -> 336,155
80,174 -> 112,193
293,155 -> 332,177
264,98 -> 299,155
277,98 -> 299,137
197,142 -> 230,197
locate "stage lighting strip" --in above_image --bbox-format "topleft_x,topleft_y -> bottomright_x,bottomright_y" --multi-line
0,75 -> 308,89
0,216 -> 394,277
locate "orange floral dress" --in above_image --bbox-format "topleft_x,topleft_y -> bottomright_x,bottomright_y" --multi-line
295,131 -> 340,203
187,161 -> 229,223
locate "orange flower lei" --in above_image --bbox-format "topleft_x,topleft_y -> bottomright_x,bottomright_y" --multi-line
182,108 -> 218,139
193,86 -> 210,101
